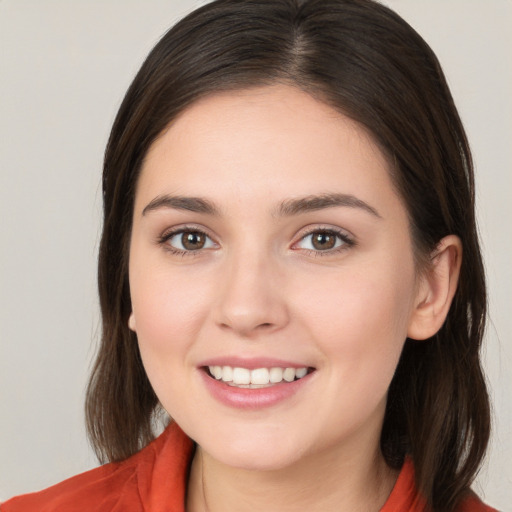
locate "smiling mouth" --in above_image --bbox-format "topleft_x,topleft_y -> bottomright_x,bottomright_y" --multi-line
204,365 -> 315,388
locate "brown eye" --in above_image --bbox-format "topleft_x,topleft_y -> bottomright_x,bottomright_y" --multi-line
295,229 -> 351,253
311,232 -> 337,250
182,231 -> 206,250
164,229 -> 215,252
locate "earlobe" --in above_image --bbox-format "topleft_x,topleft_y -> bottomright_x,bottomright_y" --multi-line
407,235 -> 462,341
128,312 -> 137,332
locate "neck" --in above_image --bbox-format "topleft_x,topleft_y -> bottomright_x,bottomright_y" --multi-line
186,431 -> 398,512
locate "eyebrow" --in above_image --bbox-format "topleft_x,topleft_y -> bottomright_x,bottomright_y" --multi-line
142,195 -> 220,216
274,193 -> 382,218
142,192 -> 381,218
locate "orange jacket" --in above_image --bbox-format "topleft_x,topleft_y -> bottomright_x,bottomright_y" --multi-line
1,422 -> 496,512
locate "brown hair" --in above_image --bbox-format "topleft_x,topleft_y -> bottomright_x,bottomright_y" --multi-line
85,1 -> 490,510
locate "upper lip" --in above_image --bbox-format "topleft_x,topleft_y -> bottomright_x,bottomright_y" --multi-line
198,357 -> 313,370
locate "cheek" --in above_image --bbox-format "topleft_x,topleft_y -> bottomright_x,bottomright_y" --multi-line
128,263 -> 216,415
296,262 -> 415,379
129,259 -> 213,357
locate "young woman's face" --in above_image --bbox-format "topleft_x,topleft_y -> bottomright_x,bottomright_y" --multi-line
129,85 -> 422,471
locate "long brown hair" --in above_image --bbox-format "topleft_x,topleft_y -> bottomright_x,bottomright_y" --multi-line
85,1 -> 490,510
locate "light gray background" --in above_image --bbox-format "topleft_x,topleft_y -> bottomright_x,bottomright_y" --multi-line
0,1 -> 510,509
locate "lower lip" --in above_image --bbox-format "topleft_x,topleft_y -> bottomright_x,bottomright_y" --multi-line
199,369 -> 314,409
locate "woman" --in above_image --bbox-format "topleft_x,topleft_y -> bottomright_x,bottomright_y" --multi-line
2,0 -> 497,510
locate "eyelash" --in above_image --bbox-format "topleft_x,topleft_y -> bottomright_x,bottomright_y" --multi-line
293,227 -> 356,256
157,226 -> 356,257
157,225 -> 216,257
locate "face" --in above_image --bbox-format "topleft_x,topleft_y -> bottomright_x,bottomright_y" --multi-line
129,85 -> 422,471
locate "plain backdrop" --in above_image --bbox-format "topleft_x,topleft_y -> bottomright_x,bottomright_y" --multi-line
0,1 -> 510,509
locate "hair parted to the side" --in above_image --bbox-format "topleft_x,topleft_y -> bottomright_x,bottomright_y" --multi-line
85,1 -> 490,510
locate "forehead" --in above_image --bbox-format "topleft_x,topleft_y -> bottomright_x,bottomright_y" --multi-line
136,85 -> 399,215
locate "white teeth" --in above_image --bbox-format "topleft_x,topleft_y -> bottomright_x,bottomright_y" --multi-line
221,365 -> 233,382
251,368 -> 270,385
295,367 -> 308,379
269,367 -> 283,383
212,366 -> 222,380
283,367 -> 296,382
232,367 -> 251,385
208,365 -> 309,386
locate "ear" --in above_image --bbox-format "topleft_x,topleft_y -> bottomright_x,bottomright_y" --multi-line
407,235 -> 462,340
128,312 -> 137,332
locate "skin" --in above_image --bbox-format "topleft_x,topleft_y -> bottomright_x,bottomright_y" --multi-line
128,85 -> 461,511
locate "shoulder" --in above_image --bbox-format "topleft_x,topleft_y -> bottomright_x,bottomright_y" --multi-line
1,460 -> 140,512
1,422 -> 194,512
381,458 -> 498,512
456,492 -> 499,512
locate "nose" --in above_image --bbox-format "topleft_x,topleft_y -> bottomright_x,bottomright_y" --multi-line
213,248 -> 289,338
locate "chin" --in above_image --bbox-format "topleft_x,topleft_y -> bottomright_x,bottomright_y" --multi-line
213,446 -> 305,472
195,426 -> 311,472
